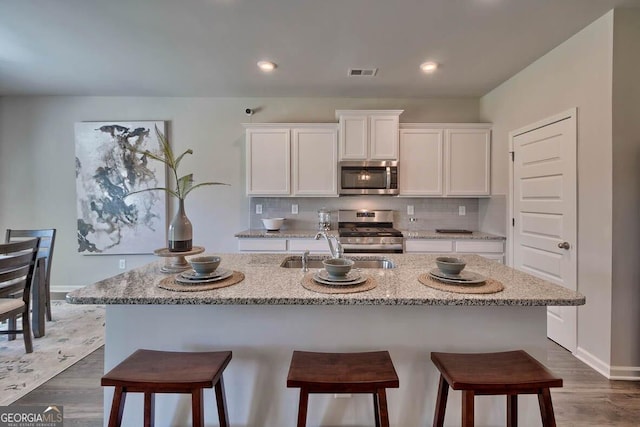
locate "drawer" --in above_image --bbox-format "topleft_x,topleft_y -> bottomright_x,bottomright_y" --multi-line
479,253 -> 504,263
238,238 -> 287,252
288,239 -> 331,253
455,240 -> 504,253
405,240 -> 454,253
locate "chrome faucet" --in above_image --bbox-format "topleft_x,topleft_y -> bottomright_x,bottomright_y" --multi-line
314,231 -> 343,259
301,250 -> 310,272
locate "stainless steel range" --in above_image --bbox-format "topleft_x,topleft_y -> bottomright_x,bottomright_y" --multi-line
338,210 -> 404,253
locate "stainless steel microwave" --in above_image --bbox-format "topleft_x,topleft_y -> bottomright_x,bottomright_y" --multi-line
339,161 -> 399,195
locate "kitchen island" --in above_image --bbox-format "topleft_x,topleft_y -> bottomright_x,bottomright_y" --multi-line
67,253 -> 584,427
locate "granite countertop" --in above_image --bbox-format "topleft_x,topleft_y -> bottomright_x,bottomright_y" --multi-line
235,229 -> 504,240
234,229 -> 338,238
66,253 -> 584,307
402,230 -> 506,240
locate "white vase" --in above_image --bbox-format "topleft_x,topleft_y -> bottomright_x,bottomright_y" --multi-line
168,199 -> 193,252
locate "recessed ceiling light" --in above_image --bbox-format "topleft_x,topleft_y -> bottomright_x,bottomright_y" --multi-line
420,61 -> 438,73
257,61 -> 277,72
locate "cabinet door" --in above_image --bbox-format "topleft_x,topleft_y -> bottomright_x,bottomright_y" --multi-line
445,128 -> 491,196
292,127 -> 338,196
399,128 -> 443,196
369,114 -> 400,160
246,128 -> 290,195
339,115 -> 368,160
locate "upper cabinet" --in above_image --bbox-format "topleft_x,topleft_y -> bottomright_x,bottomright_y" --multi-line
399,124 -> 491,197
399,128 -> 444,196
245,124 -> 338,197
292,127 -> 338,196
336,110 -> 403,160
445,127 -> 491,196
246,127 -> 291,195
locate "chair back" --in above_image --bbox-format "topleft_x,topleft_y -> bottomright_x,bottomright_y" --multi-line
0,238 -> 40,308
5,229 -> 56,288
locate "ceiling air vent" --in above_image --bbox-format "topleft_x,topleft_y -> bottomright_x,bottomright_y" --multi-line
348,68 -> 377,77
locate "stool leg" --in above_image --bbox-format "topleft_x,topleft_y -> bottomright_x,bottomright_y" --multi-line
538,388 -> 557,427
296,388 -> 309,427
143,392 -> 155,427
376,388 -> 390,427
8,316 -> 16,340
192,388 -> 205,427
215,375 -> 230,427
373,393 -> 381,427
45,278 -> 52,321
107,387 -> 127,427
507,394 -> 518,427
462,390 -> 474,427
433,375 -> 449,427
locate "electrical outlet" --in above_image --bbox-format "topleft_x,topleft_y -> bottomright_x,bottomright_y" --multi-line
291,204 -> 298,214
119,259 -> 126,269
458,206 -> 466,216
256,204 -> 262,214
407,205 -> 414,215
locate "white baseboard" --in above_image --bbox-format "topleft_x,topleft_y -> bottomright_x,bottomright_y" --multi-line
575,346 -> 611,378
609,365 -> 640,381
576,346 -> 640,381
51,285 -> 83,294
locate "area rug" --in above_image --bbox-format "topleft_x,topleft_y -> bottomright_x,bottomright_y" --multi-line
0,300 -> 105,405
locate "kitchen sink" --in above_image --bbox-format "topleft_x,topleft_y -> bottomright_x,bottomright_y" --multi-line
280,255 -> 396,269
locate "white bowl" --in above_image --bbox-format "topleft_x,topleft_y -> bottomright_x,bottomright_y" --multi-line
262,218 -> 285,231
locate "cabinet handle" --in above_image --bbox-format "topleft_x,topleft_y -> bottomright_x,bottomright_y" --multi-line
558,241 -> 571,250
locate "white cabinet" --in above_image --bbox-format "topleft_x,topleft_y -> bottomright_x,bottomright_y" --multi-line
399,128 -> 444,196
245,124 -> 338,197
399,124 -> 491,197
336,110 -> 403,160
246,127 -> 290,196
405,238 -> 504,263
445,128 -> 491,196
237,238 -> 330,254
237,238 -> 288,252
292,127 -> 338,196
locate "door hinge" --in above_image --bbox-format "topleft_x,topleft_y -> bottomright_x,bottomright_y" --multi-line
510,151 -> 514,161
512,218 -> 515,227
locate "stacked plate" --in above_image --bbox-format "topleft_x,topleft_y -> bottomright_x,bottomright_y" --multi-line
428,268 -> 486,285
313,269 -> 367,286
175,268 -> 233,285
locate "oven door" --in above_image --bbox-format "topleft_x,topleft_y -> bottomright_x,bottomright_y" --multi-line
339,161 -> 398,195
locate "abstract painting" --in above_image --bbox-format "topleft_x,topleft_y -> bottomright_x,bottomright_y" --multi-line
75,121 -> 167,254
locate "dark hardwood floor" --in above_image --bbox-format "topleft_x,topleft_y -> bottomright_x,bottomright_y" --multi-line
10,341 -> 640,426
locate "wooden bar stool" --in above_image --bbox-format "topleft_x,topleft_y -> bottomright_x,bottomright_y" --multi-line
101,349 -> 232,427
287,350 -> 399,427
430,350 -> 563,427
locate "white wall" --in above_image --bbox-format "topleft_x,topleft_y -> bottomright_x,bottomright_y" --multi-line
0,96 -> 479,291
479,12 -> 615,367
611,8 -> 640,370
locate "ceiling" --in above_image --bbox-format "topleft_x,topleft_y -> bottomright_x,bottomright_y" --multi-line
1,0 -> 638,98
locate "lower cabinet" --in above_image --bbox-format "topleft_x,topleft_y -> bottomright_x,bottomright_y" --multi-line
237,238 -> 330,254
405,239 -> 504,263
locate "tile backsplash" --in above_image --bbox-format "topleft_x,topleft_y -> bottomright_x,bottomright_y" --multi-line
248,196 -> 479,231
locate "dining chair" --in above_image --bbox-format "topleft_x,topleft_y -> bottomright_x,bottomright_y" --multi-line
5,229 -> 56,321
0,238 -> 40,353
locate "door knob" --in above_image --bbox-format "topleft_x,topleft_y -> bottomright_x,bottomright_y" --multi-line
558,241 -> 571,250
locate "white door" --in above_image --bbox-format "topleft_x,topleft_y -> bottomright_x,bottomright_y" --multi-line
511,110 -> 577,352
